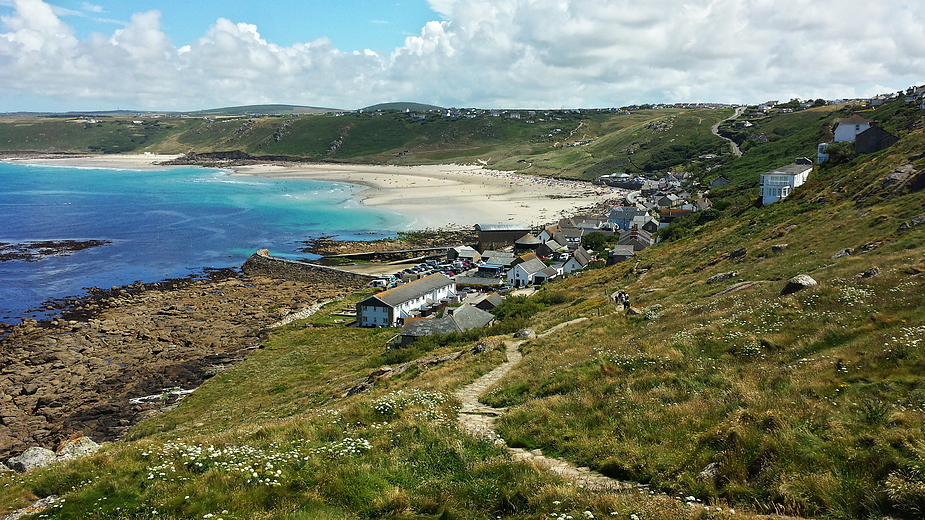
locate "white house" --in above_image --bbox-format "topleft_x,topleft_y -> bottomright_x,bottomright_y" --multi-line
562,247 -> 592,273
833,115 -> 874,143
759,163 -> 812,205
356,273 -> 456,327
506,255 -> 548,287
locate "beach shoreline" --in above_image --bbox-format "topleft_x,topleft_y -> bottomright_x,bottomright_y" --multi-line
3,154 -> 621,230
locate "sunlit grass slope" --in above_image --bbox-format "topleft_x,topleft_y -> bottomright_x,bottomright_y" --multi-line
0,299 -> 698,520
483,127 -> 925,519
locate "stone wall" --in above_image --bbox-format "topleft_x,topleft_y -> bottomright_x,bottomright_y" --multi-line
241,249 -> 377,288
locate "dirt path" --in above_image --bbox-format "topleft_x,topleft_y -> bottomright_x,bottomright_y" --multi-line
454,318 -> 642,490
712,106 -> 746,157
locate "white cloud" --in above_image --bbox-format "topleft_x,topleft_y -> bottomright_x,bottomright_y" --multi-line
1,0 -> 923,111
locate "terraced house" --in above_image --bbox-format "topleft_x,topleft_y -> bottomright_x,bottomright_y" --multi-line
356,273 -> 456,327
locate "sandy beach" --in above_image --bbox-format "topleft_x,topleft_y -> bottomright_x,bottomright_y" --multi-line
2,153 -> 183,170
232,163 -> 621,229
4,154 -> 622,230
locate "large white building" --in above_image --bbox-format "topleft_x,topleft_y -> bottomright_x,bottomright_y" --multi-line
759,163 -> 812,205
356,274 -> 456,327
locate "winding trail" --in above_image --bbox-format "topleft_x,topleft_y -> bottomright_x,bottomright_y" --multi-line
711,106 -> 747,157
454,318 -> 643,490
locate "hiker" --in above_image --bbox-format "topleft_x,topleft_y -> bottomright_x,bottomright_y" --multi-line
623,294 -> 631,310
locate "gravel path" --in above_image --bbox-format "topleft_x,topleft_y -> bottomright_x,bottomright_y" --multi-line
454,318 -> 644,491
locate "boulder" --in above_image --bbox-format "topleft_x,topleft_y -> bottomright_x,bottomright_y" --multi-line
473,337 -> 503,353
771,244 -> 788,254
729,246 -> 747,259
882,164 -> 915,188
707,271 -> 738,284
856,267 -> 881,279
514,328 -> 536,339
897,214 -> 925,232
831,248 -> 853,259
697,461 -> 720,484
7,446 -> 56,472
56,436 -> 100,460
781,274 -> 817,296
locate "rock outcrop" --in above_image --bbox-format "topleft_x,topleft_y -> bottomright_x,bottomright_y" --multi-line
781,274 -> 818,295
707,271 -> 738,284
0,272 -> 351,461
7,447 -> 55,472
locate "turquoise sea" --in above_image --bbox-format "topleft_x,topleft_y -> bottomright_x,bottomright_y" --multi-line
0,162 -> 410,323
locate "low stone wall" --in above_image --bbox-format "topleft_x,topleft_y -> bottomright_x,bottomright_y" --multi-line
242,249 -> 377,288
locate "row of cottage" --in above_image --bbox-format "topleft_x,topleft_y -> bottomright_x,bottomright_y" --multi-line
356,213 -> 667,331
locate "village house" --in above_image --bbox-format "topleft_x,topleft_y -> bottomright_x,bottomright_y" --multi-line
396,304 -> 495,347
506,253 -> 548,287
855,125 -> 899,154
471,292 -> 503,312
514,233 -> 543,254
562,247 -> 592,273
710,176 -> 731,189
447,245 -> 481,263
618,227 -> 655,252
607,245 -> 636,265
536,239 -> 566,258
356,273 -> 456,328
759,161 -> 812,205
833,115 -> 874,142
629,215 -> 660,234
607,206 -> 649,230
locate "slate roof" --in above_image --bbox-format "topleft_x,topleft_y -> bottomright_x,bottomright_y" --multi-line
515,257 -> 548,275
569,247 -> 592,267
400,304 -> 494,338
539,266 -> 561,278
401,316 -> 460,337
448,304 -> 495,330
372,273 -> 454,307
476,223 -> 531,232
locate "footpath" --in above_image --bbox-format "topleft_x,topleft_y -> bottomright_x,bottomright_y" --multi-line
454,318 -> 643,491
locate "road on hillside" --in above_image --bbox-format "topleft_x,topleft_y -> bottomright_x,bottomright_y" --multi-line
712,106 -> 747,157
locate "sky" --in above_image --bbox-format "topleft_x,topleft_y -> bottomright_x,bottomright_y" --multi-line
1,0 -> 924,112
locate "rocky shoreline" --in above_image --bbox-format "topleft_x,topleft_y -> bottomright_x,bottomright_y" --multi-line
0,269 -> 353,461
0,239 -> 112,263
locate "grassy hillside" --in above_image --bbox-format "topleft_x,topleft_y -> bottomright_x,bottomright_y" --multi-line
0,109 -> 738,179
2,106 -> 925,519
4,102 -> 910,187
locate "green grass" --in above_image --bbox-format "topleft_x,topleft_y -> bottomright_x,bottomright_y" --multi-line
3,100 -> 925,519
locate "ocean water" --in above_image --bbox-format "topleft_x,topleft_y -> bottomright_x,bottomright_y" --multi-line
0,162 -> 410,322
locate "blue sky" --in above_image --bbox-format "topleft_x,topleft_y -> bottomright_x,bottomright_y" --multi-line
1,0 -> 924,112
26,0 -> 440,52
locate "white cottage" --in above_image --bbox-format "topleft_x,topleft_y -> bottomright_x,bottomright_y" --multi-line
356,274 -> 456,327
506,255 -> 547,287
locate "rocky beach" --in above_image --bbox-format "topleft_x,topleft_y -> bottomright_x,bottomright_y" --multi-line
0,270 -> 353,461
